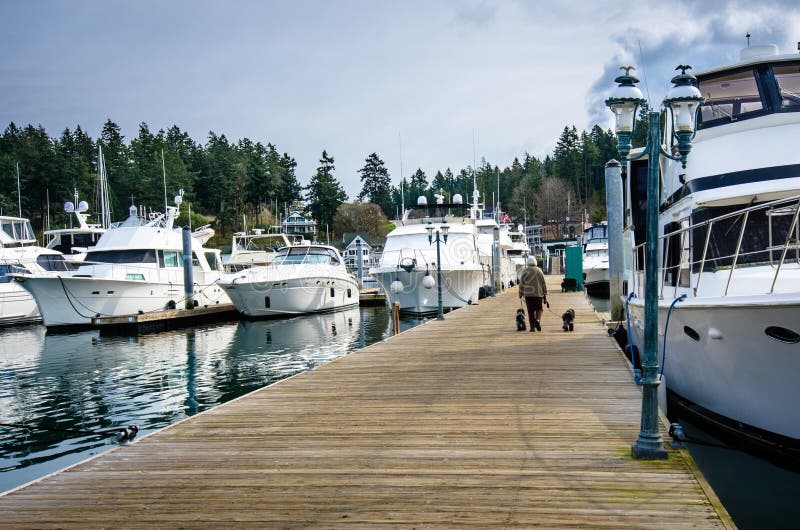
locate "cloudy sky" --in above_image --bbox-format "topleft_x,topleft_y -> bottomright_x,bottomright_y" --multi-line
2,0 -> 799,197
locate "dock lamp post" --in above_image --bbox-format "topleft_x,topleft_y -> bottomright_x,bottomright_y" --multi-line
605,65 -> 703,460
426,220 -> 449,320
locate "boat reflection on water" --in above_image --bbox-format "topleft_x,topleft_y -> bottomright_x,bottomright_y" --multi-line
0,306 -> 422,493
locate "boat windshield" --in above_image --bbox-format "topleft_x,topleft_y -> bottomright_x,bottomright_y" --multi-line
273,247 -> 340,266
1,219 -> 35,242
0,263 -> 30,282
36,254 -> 75,271
698,67 -> 764,125
774,63 -> 800,109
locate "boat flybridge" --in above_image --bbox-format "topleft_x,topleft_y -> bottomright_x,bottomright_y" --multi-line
0,216 -> 71,325
225,226 -> 302,272
582,222 -> 609,294
44,193 -> 106,262
370,188 -> 496,314
617,43 -> 800,459
218,244 -> 359,317
14,191 -> 230,328
507,223 -> 531,277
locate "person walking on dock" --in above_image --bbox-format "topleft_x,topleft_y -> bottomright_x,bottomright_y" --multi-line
518,256 -> 547,332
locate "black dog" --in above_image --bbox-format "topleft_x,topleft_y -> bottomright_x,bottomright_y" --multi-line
562,308 -> 575,332
515,308 -> 527,331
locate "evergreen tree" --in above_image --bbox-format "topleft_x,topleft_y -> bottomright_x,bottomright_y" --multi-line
277,153 -> 302,205
306,150 -> 347,231
409,168 -> 428,203
357,152 -> 393,217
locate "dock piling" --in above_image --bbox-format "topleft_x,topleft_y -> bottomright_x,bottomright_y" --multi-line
182,225 -> 194,310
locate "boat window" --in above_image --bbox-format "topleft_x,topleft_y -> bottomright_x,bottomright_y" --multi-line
1,219 -> 34,241
0,264 -> 30,282
72,232 -> 99,247
36,254 -> 74,271
205,251 -> 223,271
690,203 -> 793,272
0,221 -> 13,239
697,68 -> 764,127
84,249 -> 158,264
160,251 -> 183,268
585,249 -> 605,257
586,225 -> 607,240
773,63 -> 800,109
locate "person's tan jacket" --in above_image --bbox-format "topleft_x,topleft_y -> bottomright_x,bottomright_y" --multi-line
518,265 -> 547,298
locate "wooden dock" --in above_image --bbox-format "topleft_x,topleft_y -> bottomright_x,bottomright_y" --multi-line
358,286 -> 386,306
0,276 -> 733,528
91,303 -> 238,335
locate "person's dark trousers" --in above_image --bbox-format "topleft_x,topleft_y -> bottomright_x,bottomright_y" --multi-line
524,296 -> 543,331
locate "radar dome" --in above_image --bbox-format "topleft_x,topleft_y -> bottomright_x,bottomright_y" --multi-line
453,194 -> 463,204
77,201 -> 89,212
417,196 -> 428,206
64,201 -> 75,212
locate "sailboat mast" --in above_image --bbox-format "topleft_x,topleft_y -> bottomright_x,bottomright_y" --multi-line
16,162 -> 22,218
162,149 -> 168,214
399,132 -> 404,217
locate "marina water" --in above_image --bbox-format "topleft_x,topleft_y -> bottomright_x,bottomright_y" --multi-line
0,306 -> 422,493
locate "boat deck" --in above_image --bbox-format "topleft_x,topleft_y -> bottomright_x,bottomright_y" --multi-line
0,276 -> 732,528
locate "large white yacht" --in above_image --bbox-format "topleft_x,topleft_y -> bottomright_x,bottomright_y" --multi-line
370,190 -> 489,314
507,223 -> 531,279
475,215 -> 517,289
0,216 -> 71,325
218,244 -> 359,317
15,193 -> 230,328
619,44 -> 800,459
582,222 -> 609,294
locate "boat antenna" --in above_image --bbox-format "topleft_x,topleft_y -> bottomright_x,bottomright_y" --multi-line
399,132 -> 405,217
161,148 -> 168,214
16,162 -> 22,218
746,32 -> 751,48
45,188 -> 50,233
637,39 -> 652,103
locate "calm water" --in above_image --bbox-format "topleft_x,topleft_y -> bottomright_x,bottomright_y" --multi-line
586,292 -> 800,529
0,307 -> 424,493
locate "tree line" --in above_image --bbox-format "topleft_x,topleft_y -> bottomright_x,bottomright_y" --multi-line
0,116 -> 642,243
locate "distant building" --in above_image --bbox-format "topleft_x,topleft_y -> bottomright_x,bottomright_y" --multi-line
341,233 -> 376,269
525,224 -> 543,256
281,210 -> 317,236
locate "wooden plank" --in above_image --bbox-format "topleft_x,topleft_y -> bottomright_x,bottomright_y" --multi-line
0,275 -> 734,528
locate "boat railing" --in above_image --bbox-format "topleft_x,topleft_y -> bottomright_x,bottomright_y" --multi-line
631,194 -> 800,299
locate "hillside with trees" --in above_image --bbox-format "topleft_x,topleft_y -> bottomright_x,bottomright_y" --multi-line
0,115 -> 643,244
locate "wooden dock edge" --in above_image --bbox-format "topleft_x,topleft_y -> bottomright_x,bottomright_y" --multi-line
589,305 -> 737,529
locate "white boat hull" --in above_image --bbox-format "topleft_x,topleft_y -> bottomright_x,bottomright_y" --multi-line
627,298 -> 800,442
584,265 -> 609,290
0,281 -> 40,325
222,275 -> 359,317
371,267 -> 484,314
16,275 -> 230,328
